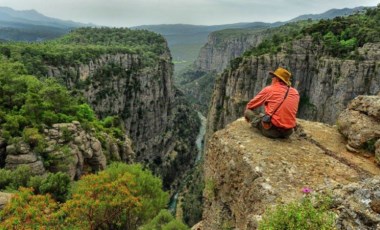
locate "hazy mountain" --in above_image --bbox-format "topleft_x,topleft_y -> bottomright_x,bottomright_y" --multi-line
0,7 -> 94,41
289,6 -> 366,22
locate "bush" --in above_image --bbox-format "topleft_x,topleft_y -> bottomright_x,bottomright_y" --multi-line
76,103 -> 96,122
9,165 -> 33,190
60,163 -> 168,230
0,168 -> 11,189
39,172 -> 71,202
140,209 -> 189,230
258,195 -> 335,230
0,188 -> 59,229
22,127 -> 43,147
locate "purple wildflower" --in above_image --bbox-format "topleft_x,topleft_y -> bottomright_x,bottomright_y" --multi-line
301,187 -> 312,194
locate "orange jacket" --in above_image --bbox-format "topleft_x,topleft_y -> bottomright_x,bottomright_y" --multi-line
246,82 -> 300,129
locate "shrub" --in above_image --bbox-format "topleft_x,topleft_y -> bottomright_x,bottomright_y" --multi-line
0,168 -> 11,189
76,103 -> 96,122
27,175 -> 45,193
22,127 -> 43,147
60,163 -> 168,230
39,172 -> 71,202
140,209 -> 189,230
0,188 -> 60,229
8,165 -> 33,190
258,195 -> 335,230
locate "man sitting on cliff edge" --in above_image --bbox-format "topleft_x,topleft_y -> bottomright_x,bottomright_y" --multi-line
244,67 -> 300,138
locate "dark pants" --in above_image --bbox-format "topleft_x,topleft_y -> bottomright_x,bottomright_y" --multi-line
244,109 -> 293,138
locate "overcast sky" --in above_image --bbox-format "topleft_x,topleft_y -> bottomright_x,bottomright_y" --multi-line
0,0 -> 378,27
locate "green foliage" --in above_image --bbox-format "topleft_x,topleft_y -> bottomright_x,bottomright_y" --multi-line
0,167 -> 70,202
241,6 -> 380,59
76,103 -> 96,122
140,209 -> 189,230
0,168 -> 11,188
38,172 -> 71,202
0,27 -> 167,74
0,56 -> 124,160
258,195 -> 336,230
243,21 -> 313,58
8,165 -> 33,190
303,5 -> 380,57
22,127 -> 43,147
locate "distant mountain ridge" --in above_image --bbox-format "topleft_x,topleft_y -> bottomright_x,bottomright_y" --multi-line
0,7 -> 92,28
289,6 -> 365,22
0,7 -> 94,41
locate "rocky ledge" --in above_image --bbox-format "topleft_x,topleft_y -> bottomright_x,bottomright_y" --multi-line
5,121 -> 135,179
201,118 -> 380,230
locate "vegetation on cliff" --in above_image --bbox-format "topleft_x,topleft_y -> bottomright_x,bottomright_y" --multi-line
0,163 -> 188,229
0,57 -> 124,164
0,27 -> 167,77
259,194 -> 335,230
241,5 -> 379,62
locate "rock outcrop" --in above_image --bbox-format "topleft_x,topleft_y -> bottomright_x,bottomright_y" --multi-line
5,142 -> 46,175
202,118 -> 380,230
337,95 -> 380,163
5,121 -> 134,179
206,39 -> 380,140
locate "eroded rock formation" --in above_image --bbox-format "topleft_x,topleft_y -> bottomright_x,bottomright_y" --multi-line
337,95 -> 380,164
5,121 -> 134,179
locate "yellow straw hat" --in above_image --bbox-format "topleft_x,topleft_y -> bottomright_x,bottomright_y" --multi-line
269,67 -> 292,86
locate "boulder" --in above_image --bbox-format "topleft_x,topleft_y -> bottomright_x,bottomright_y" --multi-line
337,95 -> 380,161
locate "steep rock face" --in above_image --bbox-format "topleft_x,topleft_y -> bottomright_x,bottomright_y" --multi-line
4,121 -> 134,179
202,118 -> 380,229
206,39 -> 380,139
46,49 -> 199,188
195,30 -> 268,73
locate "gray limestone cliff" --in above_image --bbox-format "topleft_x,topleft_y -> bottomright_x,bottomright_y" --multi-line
194,29 -> 269,73
44,46 -> 200,189
200,117 -> 380,230
206,39 -> 380,139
